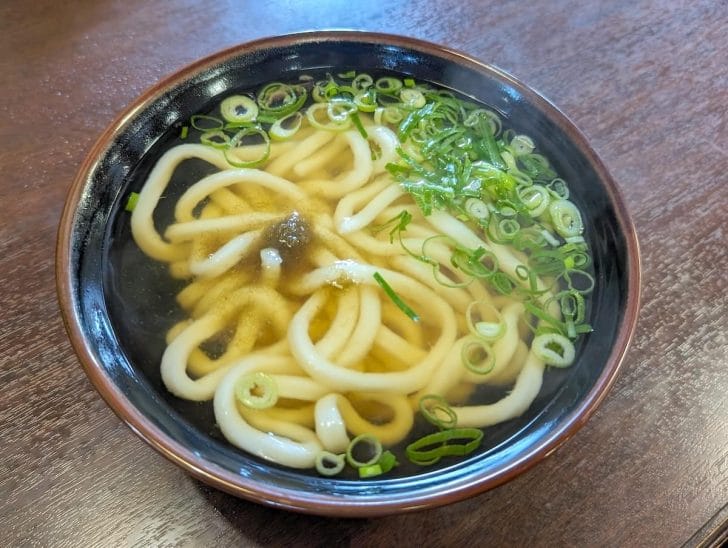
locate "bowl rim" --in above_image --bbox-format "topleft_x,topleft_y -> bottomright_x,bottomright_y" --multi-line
56,29 -> 641,517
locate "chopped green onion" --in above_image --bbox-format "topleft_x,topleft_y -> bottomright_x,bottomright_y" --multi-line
517,184 -> 551,217
400,88 -> 426,109
354,89 -> 378,112
346,434 -> 383,468
124,192 -> 140,212
306,102 -> 351,131
358,464 -> 383,478
403,77 -> 415,87
220,95 -> 258,123
180,126 -> 189,139
377,450 -> 398,473
190,114 -> 223,131
352,73 -> 373,91
510,134 -> 535,155
461,336 -> 496,374
464,197 -> 489,220
269,111 -> 303,141
224,127 -> 270,168
532,333 -> 576,367
234,372 -> 278,409
375,76 -> 403,92
405,428 -> 484,465
327,97 -> 357,123
465,300 -> 505,342
372,272 -> 420,322
350,111 -> 368,139
315,451 -> 346,476
257,82 -> 307,118
419,395 -> 458,429
200,130 -> 230,149
549,199 -> 584,238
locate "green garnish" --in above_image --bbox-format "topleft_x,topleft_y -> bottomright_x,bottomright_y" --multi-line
179,72 -> 594,344
372,271 -> 420,322
405,428 -> 484,466
346,433 -> 383,468
124,192 -> 140,212
315,451 -> 346,476
419,395 -> 458,430
234,372 -> 278,409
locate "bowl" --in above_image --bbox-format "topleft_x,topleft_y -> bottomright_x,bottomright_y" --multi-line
56,31 -> 640,516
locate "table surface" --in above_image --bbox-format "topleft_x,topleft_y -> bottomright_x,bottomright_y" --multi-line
1,0 -> 727,546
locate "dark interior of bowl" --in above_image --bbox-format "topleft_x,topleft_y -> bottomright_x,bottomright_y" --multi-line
69,35 -> 630,506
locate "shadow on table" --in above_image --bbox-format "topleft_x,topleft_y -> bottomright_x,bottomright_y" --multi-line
194,477 -> 500,546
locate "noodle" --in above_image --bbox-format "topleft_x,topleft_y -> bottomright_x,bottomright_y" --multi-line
129,75 -> 590,473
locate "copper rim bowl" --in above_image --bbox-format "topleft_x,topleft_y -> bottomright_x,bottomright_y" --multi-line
56,31 -> 641,517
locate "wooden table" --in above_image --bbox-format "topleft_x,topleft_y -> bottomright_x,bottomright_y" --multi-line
1,0 -> 726,545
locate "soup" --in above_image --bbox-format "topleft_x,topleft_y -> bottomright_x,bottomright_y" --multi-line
124,72 -> 593,477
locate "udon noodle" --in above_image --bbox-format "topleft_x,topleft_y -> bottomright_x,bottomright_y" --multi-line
128,73 -> 591,474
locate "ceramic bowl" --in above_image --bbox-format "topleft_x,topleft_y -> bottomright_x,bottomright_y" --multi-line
56,31 -> 640,516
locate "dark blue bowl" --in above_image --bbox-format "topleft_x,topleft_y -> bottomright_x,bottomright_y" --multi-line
57,31 -> 640,516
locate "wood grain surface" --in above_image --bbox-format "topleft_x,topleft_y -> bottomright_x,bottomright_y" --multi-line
1,0 -> 726,546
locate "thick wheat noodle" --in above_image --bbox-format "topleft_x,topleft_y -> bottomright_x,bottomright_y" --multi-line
299,130 -> 374,198
208,187 -> 252,215
186,307 -> 262,377
130,123 -> 556,471
487,340 -> 530,385
131,144 -> 231,261
334,393 -> 414,445
340,230 -> 428,258
337,183 -> 405,234
372,325 -> 427,364
214,355 -> 322,468
188,229 -> 263,278
453,351 -> 546,428
161,287 -> 291,400
426,211 -> 553,301
294,133 -> 349,177
331,285 -> 381,368
165,212 -> 282,242
333,174 -> 401,234
174,169 -> 306,223
314,287 -> 360,360
379,300 -> 424,348
388,254 -> 475,313
255,404 -> 316,428
266,130 -> 335,177
314,393 -> 350,453
462,302 -> 524,384
287,262 -> 456,393
367,126 -> 399,174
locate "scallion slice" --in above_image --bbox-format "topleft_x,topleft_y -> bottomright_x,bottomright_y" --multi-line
220,95 -> 258,123
372,271 -> 420,322
532,333 -> 576,367
405,428 -> 484,465
549,199 -> 584,238
124,192 -> 140,212
465,300 -> 505,342
269,111 -> 303,141
461,336 -> 496,375
200,130 -> 230,150
346,434 -> 383,468
224,127 -> 270,168
234,372 -> 278,409
315,451 -> 346,476
419,395 -> 458,430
